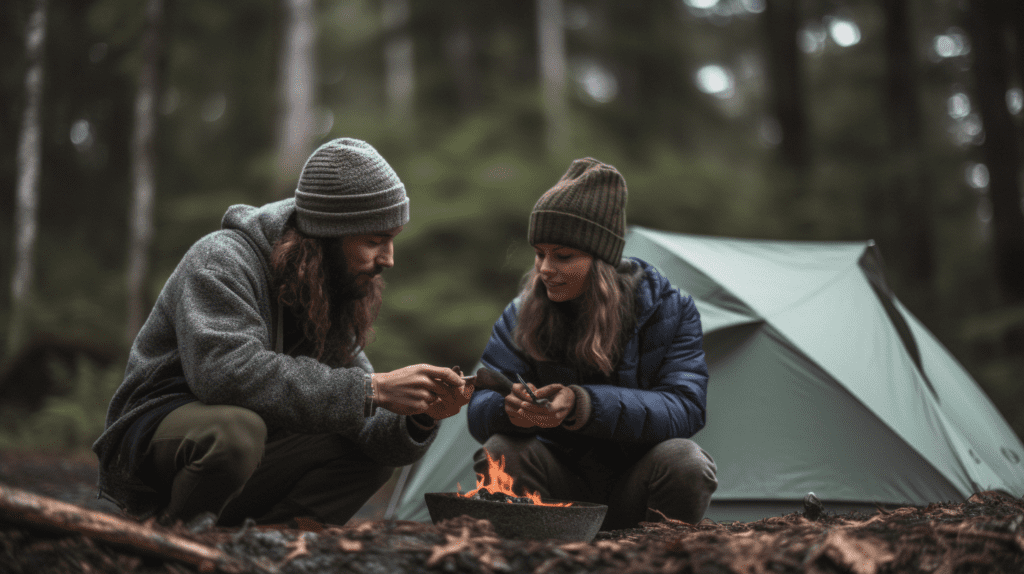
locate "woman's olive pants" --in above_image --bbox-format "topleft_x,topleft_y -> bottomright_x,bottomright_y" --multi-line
475,434 -> 718,530
139,401 -> 392,526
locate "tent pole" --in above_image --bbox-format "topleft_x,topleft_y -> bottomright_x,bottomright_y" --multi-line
384,464 -> 414,520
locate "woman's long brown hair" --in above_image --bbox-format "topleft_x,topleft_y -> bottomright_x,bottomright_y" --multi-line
513,258 -> 638,376
270,225 -> 382,366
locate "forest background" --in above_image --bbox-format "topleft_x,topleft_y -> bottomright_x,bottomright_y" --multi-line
1,0 -> 1023,460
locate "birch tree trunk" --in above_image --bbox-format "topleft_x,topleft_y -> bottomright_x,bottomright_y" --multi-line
8,0 -> 48,356
125,0 -> 165,343
275,0 -> 316,195
537,0 -> 568,156
383,0 -> 415,123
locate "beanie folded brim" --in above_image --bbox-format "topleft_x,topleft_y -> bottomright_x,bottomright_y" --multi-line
297,198 -> 409,237
295,182 -> 407,213
529,209 -> 624,266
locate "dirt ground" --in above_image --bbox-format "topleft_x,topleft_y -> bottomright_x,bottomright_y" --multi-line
1,448 -> 1023,573
0,448 -> 120,515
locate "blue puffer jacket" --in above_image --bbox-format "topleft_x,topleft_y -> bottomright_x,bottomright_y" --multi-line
467,257 -> 708,462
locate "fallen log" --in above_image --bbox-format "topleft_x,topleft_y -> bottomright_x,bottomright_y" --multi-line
0,483 -> 246,573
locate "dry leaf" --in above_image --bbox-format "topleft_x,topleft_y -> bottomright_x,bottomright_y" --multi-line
338,538 -> 362,552
821,529 -> 895,574
280,535 -> 309,564
426,526 -> 471,567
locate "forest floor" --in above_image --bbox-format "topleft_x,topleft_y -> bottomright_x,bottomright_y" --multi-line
1,447 -> 1023,573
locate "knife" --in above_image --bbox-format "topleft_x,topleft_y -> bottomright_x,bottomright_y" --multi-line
463,368 -> 552,408
515,373 -> 547,405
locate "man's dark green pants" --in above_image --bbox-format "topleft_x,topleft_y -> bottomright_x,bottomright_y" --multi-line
138,401 -> 392,526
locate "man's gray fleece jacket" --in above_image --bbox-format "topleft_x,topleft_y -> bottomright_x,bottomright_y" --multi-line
92,198 -> 437,516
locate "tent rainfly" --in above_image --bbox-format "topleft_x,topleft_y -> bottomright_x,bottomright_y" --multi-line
386,226 -> 1024,523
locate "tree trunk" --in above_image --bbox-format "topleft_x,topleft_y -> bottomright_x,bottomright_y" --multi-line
1012,0 -> 1024,170
125,0 -> 165,344
536,0 -> 569,156
383,0 -> 415,122
763,0 -> 809,170
444,12 -> 481,114
880,0 -> 937,312
969,0 -> 1024,304
8,0 -> 48,357
275,0 -> 316,195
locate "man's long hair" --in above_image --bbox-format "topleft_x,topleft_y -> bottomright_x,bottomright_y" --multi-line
513,259 -> 638,376
269,225 -> 383,366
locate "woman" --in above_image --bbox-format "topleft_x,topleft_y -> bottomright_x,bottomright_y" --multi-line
467,158 -> 717,529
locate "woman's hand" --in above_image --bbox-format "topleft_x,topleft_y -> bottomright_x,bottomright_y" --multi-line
505,383 -> 575,428
373,364 -> 468,416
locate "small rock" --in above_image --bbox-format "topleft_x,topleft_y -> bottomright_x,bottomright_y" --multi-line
185,511 -> 218,534
803,492 -> 824,520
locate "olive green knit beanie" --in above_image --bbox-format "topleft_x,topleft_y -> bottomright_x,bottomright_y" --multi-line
528,157 -> 627,266
294,138 -> 409,237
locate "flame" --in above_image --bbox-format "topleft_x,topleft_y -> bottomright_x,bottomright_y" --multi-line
459,449 -> 571,507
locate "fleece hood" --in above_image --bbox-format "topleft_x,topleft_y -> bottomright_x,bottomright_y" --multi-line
221,198 -> 297,267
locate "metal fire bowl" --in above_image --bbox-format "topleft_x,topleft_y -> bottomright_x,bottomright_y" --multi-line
424,492 -> 608,542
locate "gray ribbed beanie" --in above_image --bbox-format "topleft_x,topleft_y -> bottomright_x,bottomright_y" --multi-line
528,158 -> 627,266
294,138 -> 409,237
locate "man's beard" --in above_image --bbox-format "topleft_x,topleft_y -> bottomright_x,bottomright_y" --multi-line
325,258 -> 385,302
319,255 -> 385,365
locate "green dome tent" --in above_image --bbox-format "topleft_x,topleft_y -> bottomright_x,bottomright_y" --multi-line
385,226 -> 1024,523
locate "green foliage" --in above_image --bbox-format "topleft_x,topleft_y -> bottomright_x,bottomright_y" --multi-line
0,356 -> 122,454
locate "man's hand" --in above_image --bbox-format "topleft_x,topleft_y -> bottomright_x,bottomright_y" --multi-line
424,378 -> 474,420
504,383 -> 575,428
373,364 -> 468,416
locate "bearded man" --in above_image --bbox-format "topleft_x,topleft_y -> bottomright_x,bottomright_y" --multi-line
93,138 -> 472,527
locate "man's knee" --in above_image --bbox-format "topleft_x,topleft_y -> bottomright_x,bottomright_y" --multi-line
195,406 -> 267,481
